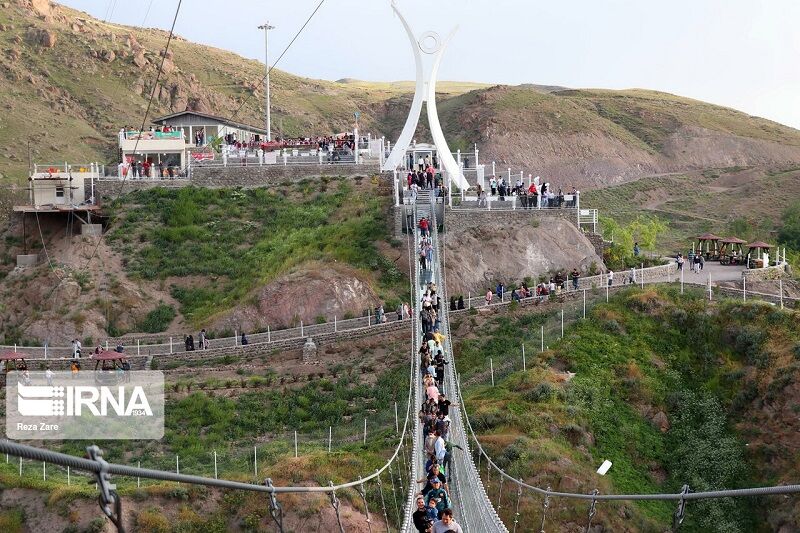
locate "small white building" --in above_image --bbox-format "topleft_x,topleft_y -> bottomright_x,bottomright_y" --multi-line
14,165 -> 99,212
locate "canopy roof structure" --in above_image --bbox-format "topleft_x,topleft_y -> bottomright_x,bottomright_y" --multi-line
747,241 -> 772,249
0,350 -> 25,361
722,237 -> 747,244
91,350 -> 127,361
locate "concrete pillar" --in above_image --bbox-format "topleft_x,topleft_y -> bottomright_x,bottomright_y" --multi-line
81,224 -> 103,237
16,254 -> 38,268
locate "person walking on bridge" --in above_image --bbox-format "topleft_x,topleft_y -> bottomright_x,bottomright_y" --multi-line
419,217 -> 430,237
433,509 -> 463,533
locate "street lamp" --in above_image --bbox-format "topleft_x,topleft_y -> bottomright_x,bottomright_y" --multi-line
257,22 -> 276,141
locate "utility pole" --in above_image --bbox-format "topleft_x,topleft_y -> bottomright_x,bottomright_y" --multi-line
258,22 -> 276,141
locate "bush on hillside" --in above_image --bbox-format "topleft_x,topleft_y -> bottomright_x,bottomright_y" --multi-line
136,304 -> 177,333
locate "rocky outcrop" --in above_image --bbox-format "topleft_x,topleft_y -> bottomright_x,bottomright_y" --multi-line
444,216 -> 604,296
210,262 -> 380,332
25,27 -> 56,47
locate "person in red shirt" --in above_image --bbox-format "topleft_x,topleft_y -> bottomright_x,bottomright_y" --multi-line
419,217 -> 429,237
528,183 -> 538,209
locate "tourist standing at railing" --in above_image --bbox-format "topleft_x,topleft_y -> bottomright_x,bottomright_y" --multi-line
485,289 -> 493,306
496,282 -> 505,300
628,266 -> 636,285
608,269 -> 614,287
528,182 -> 538,210
571,268 -> 580,290
199,329 -> 207,350
489,176 -> 497,196
457,296 -> 464,310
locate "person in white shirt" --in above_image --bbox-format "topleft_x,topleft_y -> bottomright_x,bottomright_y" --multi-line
607,270 -> 614,287
45,367 -> 54,386
433,509 -> 463,533
434,432 -> 446,463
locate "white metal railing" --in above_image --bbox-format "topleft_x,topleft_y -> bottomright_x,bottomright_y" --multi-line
1,312 -> 411,360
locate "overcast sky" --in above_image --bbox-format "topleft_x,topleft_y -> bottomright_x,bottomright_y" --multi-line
63,0 -> 800,129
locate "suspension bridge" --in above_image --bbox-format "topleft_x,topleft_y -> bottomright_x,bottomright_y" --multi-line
2,189 -> 799,532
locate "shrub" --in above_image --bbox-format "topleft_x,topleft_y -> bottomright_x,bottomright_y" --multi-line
84,517 -> 107,533
136,304 -> 176,333
135,508 -> 170,533
0,508 -> 24,533
524,382 -> 554,403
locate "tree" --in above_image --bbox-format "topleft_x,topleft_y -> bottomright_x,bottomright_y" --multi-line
778,201 -> 800,250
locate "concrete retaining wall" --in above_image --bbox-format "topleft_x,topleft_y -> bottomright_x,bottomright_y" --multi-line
91,179 -> 190,202
444,207 -> 578,235
742,265 -> 787,282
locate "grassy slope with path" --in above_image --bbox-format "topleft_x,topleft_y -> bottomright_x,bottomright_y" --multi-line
455,287 -> 800,532
582,166 -> 800,254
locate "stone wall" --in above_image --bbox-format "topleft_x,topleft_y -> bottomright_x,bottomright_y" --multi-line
91,179 -> 190,202
190,163 -> 380,188
742,265 -> 787,282
444,207 -> 578,234
151,318 -> 409,367
2,320 -> 410,377
585,233 -> 607,258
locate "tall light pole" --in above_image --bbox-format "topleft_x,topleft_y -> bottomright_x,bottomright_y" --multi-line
258,22 -> 275,141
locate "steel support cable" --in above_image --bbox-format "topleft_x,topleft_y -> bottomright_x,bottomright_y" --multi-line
78,0 -> 183,274
357,479 -> 373,533
455,374 -> 800,500
329,482 -> 346,533
376,469 -> 391,533
438,212 -> 500,532
400,201 -> 422,532
0,332 -> 416,496
225,0 -> 326,127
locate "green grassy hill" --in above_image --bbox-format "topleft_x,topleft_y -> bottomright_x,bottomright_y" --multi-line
455,287 -> 800,532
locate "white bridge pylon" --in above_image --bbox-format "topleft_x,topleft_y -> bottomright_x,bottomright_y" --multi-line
382,1 -> 470,191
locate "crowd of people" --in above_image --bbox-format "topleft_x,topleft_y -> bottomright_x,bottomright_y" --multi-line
407,168 -> 448,201
121,159 -> 184,179
411,216 -> 465,533
476,177 -> 578,208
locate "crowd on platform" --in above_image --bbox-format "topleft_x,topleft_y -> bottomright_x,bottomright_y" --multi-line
477,177 -> 578,208
407,168 -> 447,200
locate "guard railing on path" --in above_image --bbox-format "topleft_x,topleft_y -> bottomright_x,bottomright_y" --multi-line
1,312 -> 411,359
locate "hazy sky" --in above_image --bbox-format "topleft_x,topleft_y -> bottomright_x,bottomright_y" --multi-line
63,0 -> 800,129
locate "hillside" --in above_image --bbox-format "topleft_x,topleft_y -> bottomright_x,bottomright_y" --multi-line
0,178 -> 408,344
435,86 -> 800,188
582,166 -> 800,254
1,1 -> 800,190
454,287 -> 800,532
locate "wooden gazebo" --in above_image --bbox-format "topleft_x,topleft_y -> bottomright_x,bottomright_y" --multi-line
91,350 -> 129,371
746,241 -> 772,269
719,237 -> 747,265
0,350 -> 27,372
696,233 -> 722,260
